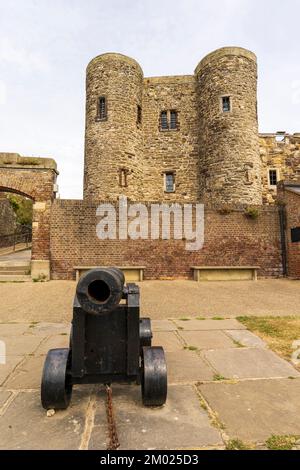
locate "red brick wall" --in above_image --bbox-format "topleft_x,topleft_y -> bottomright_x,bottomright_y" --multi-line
50,200 -> 283,280
285,190 -> 300,278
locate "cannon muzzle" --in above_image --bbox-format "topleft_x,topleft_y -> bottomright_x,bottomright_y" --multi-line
76,267 -> 125,314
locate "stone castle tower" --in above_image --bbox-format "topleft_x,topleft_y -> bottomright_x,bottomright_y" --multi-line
83,47 -> 263,205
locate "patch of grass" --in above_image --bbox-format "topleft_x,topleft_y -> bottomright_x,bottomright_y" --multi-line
233,339 -> 244,348
60,333 -> 67,336
237,316 -> 300,367
213,373 -> 227,381
212,317 -> 225,320
177,326 -> 184,330
184,345 -> 198,351
196,317 -> 205,320
179,317 -> 190,321
266,434 -> 300,450
226,439 -> 250,450
29,322 -> 39,328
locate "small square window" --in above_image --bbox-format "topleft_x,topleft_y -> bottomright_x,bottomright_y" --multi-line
269,169 -> 278,186
222,96 -> 231,113
165,173 -> 175,193
97,96 -> 107,120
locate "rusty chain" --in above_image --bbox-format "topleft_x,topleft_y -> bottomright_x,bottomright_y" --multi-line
105,384 -> 120,450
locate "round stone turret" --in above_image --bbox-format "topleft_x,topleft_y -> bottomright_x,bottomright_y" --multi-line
84,53 -> 144,200
195,47 -> 262,205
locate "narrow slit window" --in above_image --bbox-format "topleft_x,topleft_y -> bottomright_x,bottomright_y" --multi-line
137,105 -> 142,125
269,169 -> 278,186
119,169 -> 128,187
170,110 -> 178,129
165,173 -> 175,193
97,96 -> 107,120
222,96 -> 231,113
160,111 -> 169,130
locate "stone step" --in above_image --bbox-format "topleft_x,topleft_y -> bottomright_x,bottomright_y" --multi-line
0,265 -> 30,272
0,270 -> 30,275
0,275 -> 32,282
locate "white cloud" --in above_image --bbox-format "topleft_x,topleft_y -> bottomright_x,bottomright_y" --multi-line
0,37 -> 49,72
0,81 -> 7,105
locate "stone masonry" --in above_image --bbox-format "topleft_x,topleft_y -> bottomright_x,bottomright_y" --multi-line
83,47 -> 299,206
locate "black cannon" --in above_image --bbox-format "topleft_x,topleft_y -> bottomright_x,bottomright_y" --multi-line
41,267 -> 167,409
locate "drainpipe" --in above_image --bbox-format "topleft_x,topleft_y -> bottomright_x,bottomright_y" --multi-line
279,205 -> 287,276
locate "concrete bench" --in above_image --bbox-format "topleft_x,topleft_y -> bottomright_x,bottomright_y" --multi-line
74,266 -> 146,282
192,266 -> 260,282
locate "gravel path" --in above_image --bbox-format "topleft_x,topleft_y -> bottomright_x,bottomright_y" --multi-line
0,279 -> 299,322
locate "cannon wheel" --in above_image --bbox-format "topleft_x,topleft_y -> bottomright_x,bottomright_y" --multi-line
141,346 -> 167,406
139,318 -> 152,352
41,348 -> 72,410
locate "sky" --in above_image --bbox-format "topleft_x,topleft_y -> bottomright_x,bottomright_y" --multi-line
0,0 -> 299,199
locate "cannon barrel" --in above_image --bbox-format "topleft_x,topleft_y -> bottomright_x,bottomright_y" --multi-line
76,267 -> 125,314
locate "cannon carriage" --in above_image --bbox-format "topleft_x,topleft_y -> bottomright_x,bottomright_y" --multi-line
41,267 -> 167,409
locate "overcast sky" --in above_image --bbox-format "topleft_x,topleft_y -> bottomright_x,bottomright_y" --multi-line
0,0 -> 299,198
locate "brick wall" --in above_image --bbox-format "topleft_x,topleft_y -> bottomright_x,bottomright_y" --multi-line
284,189 -> 300,278
50,199 -> 283,280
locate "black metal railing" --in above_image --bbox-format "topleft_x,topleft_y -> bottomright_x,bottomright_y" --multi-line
0,226 -> 32,251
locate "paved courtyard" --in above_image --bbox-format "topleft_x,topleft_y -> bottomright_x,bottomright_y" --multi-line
0,278 -> 300,322
1,319 -> 300,450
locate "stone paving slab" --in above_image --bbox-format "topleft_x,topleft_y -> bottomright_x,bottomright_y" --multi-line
25,322 -> 71,336
203,348 -> 300,379
4,355 -> 45,389
166,351 -> 214,383
173,319 -> 247,331
151,320 -> 177,331
34,334 -> 69,355
90,385 -> 222,450
178,330 -> 236,350
0,323 -> 31,337
225,329 -> 267,348
152,331 -> 183,352
0,356 -> 24,386
0,390 -> 89,450
0,390 -> 12,407
199,378 -> 300,442
3,335 -> 42,356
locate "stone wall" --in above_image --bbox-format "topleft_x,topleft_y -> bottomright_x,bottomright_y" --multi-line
50,199 -> 282,280
84,54 -> 144,201
195,47 -> 262,205
260,134 -> 300,204
0,153 -> 58,279
0,196 -> 16,236
83,47 -> 265,206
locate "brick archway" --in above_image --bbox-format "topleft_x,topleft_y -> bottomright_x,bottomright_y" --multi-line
0,153 -> 58,280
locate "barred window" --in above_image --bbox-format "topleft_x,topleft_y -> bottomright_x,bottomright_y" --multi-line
222,96 -> 231,112
97,96 -> 107,120
269,169 -> 278,186
160,111 -> 168,130
170,110 -> 178,129
165,172 -> 175,193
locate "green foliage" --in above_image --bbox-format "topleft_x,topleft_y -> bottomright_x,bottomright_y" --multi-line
244,207 -> 260,219
226,439 -> 250,450
7,194 -> 33,225
266,435 -> 300,450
